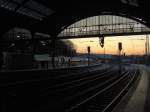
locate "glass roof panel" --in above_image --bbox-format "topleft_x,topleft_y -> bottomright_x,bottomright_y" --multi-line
25,0 -> 53,16
0,0 -> 17,11
13,0 -> 25,4
17,6 -> 45,20
0,0 -> 53,20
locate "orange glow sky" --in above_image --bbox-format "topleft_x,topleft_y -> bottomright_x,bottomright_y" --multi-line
68,35 -> 148,55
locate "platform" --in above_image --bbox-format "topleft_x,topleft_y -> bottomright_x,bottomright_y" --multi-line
113,65 -> 150,112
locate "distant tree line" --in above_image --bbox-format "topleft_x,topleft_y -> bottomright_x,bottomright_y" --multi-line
54,40 -> 76,57
34,40 -> 76,56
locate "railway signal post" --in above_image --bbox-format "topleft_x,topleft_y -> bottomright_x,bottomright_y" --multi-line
87,46 -> 90,67
118,42 -> 122,74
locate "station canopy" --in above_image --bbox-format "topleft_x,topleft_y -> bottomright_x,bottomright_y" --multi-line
0,0 -> 150,38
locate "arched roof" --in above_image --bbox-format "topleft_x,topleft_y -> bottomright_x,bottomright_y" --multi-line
0,0 -> 150,38
58,15 -> 150,39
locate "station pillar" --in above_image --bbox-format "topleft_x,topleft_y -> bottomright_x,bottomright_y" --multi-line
51,37 -> 56,69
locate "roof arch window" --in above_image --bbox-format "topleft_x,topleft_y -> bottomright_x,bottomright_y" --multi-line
58,15 -> 150,39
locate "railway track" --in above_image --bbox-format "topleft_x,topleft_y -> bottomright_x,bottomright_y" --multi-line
65,69 -> 139,112
0,64 -> 106,87
0,65 -> 140,112
17,68 -> 118,109
36,70 -> 133,112
1,64 -> 113,111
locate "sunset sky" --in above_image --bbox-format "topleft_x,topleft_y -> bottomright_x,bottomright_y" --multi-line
68,35 -> 148,55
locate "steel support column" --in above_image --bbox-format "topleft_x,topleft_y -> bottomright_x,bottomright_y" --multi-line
51,37 -> 56,69
31,31 -> 36,69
